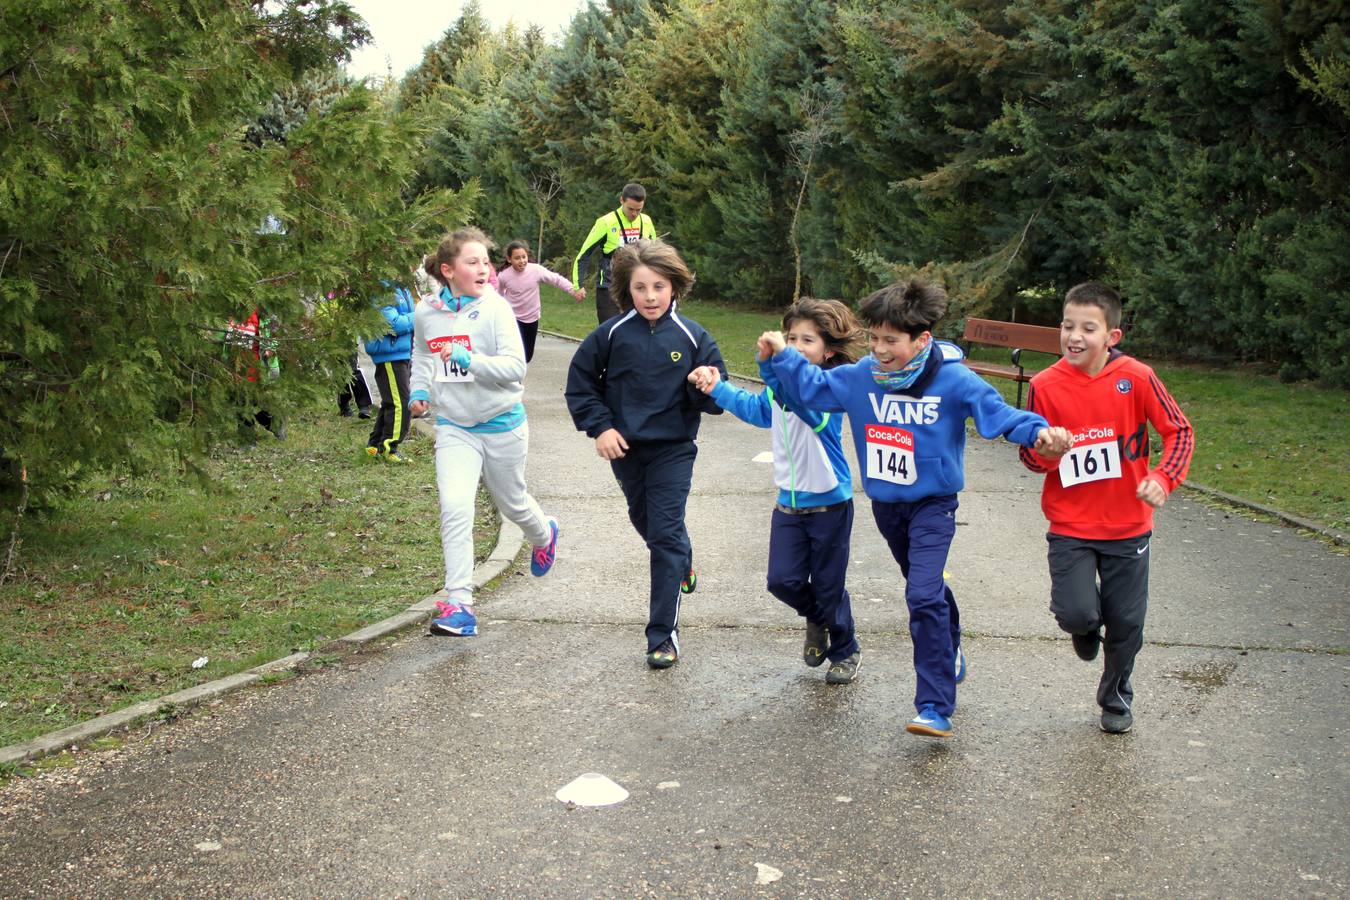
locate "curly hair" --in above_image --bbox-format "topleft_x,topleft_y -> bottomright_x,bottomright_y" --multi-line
782,297 -> 864,368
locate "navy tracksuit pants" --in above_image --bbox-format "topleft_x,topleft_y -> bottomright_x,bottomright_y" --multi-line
872,494 -> 962,717
766,501 -> 858,662
611,441 -> 696,652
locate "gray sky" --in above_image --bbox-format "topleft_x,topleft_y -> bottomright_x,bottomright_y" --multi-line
343,1 -> 590,81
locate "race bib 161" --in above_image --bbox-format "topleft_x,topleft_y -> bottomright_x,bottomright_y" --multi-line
1059,422 -> 1122,488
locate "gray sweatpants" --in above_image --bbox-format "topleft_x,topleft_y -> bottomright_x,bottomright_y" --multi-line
1047,531 -> 1151,716
434,423 -> 551,604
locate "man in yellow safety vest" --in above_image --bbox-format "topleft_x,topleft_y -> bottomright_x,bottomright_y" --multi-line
572,182 -> 657,323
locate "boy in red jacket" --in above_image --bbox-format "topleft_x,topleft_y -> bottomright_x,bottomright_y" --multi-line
1020,283 -> 1194,734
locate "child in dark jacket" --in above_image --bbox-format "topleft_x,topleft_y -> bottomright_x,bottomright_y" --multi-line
565,240 -> 726,669
364,284 -> 415,461
763,279 -> 1072,737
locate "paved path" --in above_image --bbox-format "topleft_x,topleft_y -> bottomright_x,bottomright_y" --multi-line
1,335 -> 1346,898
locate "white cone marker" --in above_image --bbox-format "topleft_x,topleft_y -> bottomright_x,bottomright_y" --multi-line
555,773 -> 629,807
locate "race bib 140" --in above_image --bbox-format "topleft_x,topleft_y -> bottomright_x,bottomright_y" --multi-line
428,335 -> 474,383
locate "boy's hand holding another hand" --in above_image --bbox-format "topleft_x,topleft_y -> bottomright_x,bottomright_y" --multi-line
1033,426 -> 1074,459
757,331 -> 786,361
687,366 -> 720,394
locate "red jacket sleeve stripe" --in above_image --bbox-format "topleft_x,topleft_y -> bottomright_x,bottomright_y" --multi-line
1147,373 -> 1194,484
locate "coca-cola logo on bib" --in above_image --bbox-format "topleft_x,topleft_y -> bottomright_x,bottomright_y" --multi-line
427,335 -> 472,353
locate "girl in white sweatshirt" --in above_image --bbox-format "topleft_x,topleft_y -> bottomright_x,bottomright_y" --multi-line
409,228 -> 559,636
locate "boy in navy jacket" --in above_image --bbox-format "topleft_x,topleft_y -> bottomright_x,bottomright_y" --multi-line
763,279 -> 1072,736
565,240 -> 726,669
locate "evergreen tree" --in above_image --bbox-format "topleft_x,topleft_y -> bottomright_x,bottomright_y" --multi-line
533,0 -> 660,259
0,0 -> 475,500
398,0 -> 493,109
383,0 -> 1349,380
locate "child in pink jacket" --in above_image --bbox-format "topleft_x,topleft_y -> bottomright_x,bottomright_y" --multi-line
497,240 -> 585,362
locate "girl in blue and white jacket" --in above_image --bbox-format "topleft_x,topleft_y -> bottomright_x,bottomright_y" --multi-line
689,298 -> 865,683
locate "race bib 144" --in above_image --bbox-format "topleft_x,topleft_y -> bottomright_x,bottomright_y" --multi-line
865,424 -> 917,486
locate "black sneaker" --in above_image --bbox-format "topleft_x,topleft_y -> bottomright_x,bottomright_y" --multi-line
358,406 -> 373,419
803,621 -> 829,667
646,638 -> 678,669
825,651 -> 861,684
1100,709 -> 1133,734
1072,628 -> 1102,661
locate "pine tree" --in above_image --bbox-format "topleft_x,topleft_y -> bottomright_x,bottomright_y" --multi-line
398,0 -> 493,109
0,0 -> 475,502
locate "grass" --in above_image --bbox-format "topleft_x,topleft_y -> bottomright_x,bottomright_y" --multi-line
1144,362 -> 1347,530
0,404 -> 498,748
541,286 -> 1349,533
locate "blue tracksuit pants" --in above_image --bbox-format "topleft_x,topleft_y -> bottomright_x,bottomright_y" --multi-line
611,441 -> 696,653
872,494 -> 962,716
766,501 -> 857,661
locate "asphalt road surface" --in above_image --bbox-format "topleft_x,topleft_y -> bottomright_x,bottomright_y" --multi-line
2,334 -> 1345,898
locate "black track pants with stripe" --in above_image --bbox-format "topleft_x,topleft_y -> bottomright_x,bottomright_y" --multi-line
368,359 -> 411,454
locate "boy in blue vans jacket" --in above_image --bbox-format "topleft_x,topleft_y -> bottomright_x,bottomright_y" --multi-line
763,279 -> 1072,737
365,283 -> 416,461
565,240 -> 726,670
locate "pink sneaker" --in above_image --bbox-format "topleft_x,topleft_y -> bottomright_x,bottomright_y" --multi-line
530,519 -> 559,576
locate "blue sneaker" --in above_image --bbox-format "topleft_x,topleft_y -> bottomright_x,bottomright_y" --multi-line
954,646 -> 967,685
905,705 -> 953,737
429,600 -> 477,636
530,519 -> 559,576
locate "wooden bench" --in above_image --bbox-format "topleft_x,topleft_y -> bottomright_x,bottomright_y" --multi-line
961,318 -> 1062,408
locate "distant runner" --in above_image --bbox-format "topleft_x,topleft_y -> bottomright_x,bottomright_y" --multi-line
572,182 -> 656,323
